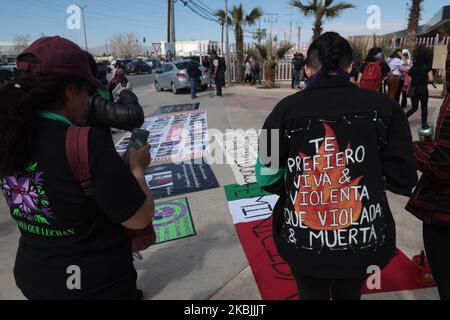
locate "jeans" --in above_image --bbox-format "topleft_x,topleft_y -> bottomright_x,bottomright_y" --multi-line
190,77 -> 197,98
215,73 -> 224,96
292,271 -> 366,300
292,70 -> 300,88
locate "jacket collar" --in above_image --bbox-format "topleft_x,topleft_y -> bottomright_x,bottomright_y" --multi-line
306,75 -> 356,91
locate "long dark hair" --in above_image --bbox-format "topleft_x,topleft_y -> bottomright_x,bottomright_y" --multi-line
306,32 -> 353,77
366,47 -> 382,63
390,49 -> 402,59
0,70 -> 85,176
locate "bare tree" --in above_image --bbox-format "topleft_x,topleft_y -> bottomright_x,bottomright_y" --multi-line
109,33 -> 142,58
13,34 -> 32,55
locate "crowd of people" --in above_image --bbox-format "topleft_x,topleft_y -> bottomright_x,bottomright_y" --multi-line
0,33 -> 449,301
290,44 -> 436,130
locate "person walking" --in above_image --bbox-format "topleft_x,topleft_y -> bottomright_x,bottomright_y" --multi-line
406,48 -> 450,300
211,50 -> 225,97
253,59 -> 262,85
358,47 -> 392,92
0,36 -> 155,300
405,47 -> 434,129
187,59 -> 201,99
256,32 -> 418,300
292,53 -> 305,89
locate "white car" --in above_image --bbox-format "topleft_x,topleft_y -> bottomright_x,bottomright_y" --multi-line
155,59 -> 208,94
0,64 -> 17,74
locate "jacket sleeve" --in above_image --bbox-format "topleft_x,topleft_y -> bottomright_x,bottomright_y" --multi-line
380,103 -> 418,196
256,104 -> 288,195
81,90 -> 145,131
413,96 -> 450,184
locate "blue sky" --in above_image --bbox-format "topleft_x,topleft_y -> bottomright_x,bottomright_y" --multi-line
0,0 -> 448,49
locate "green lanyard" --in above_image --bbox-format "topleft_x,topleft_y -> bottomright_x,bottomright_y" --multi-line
39,111 -> 73,126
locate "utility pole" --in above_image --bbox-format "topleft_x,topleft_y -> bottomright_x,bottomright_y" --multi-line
289,7 -> 293,44
264,13 -> 278,43
105,39 -> 109,56
76,4 -> 88,51
297,26 -> 302,51
167,0 -> 175,43
225,0 -> 232,85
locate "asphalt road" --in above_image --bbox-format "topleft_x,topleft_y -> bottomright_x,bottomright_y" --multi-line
128,73 -> 155,89
107,73 -> 154,90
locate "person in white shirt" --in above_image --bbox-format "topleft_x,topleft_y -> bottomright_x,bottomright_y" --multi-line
244,58 -> 252,83
387,49 -> 408,101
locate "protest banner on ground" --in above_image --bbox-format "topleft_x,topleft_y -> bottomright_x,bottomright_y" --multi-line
116,110 -> 209,162
224,183 -> 435,299
152,102 -> 200,116
154,198 -> 196,244
145,161 -> 219,199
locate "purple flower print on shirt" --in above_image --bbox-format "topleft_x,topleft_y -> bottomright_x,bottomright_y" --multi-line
3,176 -> 39,214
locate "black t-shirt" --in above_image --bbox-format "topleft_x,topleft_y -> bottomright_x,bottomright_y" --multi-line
409,64 -> 432,86
1,118 -> 146,299
360,61 -> 391,78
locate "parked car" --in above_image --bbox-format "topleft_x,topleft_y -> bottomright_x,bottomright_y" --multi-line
0,64 -> 17,74
154,59 -> 208,94
96,62 -> 111,74
125,61 -> 152,75
113,59 -> 133,68
145,58 -> 162,70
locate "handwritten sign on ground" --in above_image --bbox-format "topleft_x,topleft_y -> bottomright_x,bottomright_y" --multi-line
214,131 -> 259,185
115,110 -> 209,163
224,183 -> 435,300
145,161 -> 219,199
152,102 -> 200,116
153,198 -> 196,244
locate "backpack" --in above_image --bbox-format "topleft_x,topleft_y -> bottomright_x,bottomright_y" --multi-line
360,61 -> 383,91
217,57 -> 226,72
65,126 -> 156,253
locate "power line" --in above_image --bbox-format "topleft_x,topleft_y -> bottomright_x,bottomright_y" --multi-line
179,0 -> 219,23
188,0 -> 217,19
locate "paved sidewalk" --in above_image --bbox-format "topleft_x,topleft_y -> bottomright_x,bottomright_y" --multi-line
0,81 -> 445,300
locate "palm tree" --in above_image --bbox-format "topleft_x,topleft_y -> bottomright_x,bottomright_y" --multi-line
405,0 -> 424,49
290,0 -> 356,40
247,41 -> 294,88
215,4 -> 263,83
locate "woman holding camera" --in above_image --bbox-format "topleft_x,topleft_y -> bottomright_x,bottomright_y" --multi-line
0,36 -> 155,300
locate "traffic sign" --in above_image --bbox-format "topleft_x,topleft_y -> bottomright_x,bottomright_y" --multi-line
152,42 -> 161,53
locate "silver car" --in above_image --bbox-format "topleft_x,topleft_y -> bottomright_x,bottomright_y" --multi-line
155,59 -> 208,94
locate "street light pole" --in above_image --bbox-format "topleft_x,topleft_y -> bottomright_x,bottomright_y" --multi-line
76,4 -> 88,51
224,0 -> 232,85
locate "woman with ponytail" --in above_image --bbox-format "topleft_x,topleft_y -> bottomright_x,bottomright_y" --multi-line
0,36 -> 155,300
257,32 -> 418,300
